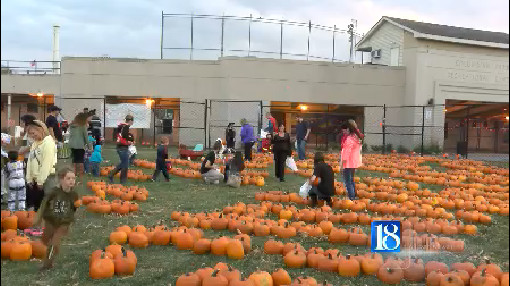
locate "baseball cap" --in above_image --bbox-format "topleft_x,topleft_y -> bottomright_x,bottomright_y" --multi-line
49,106 -> 62,112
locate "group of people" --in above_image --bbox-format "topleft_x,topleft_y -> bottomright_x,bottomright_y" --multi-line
198,112 -> 364,206
0,106 -> 101,270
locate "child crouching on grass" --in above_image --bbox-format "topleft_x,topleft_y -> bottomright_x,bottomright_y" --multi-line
34,166 -> 79,271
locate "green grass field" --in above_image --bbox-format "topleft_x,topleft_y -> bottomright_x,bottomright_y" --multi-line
1,145 -> 509,286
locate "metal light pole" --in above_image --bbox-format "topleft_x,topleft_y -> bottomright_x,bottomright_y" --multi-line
348,23 -> 354,63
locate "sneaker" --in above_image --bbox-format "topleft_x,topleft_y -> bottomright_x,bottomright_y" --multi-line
164,178 -> 170,182
149,178 -> 155,182
280,178 -> 285,182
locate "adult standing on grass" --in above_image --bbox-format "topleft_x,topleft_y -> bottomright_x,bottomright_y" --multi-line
239,118 -> 256,161
201,140 -> 224,184
265,112 -> 278,135
25,120 -> 56,213
68,112 -> 89,179
88,109 -> 102,146
340,119 -> 364,200
295,115 -> 311,161
18,114 -> 37,157
109,115 -> 134,185
271,124 -> 291,182
45,106 -> 64,146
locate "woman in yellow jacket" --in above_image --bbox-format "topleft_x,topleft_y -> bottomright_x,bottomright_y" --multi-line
25,120 -> 57,213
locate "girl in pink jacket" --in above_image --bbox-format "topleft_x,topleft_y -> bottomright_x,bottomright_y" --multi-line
340,120 -> 364,200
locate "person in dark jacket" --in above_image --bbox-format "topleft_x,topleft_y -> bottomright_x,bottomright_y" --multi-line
108,115 -> 134,185
239,118 -> 256,161
151,136 -> 170,182
34,166 -> 79,270
308,152 -> 334,207
271,124 -> 291,182
225,123 -> 236,150
87,109 -> 102,146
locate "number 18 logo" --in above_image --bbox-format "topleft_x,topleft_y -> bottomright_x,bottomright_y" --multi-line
371,221 -> 401,253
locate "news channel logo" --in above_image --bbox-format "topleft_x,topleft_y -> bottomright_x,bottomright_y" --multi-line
371,221 -> 401,253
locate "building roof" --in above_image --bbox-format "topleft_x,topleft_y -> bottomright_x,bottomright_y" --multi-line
356,16 -> 509,49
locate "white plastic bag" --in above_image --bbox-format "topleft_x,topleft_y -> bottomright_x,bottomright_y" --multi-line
299,181 -> 312,198
286,157 -> 298,171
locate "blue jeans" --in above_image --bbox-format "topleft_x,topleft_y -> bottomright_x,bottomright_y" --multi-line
83,157 -> 90,173
343,168 -> 356,200
110,148 -> 129,184
297,140 -> 306,160
90,162 -> 100,177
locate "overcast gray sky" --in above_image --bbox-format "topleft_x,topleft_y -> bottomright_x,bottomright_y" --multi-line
1,0 -> 508,62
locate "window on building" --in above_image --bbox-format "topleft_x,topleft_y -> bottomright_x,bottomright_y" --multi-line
390,47 -> 399,66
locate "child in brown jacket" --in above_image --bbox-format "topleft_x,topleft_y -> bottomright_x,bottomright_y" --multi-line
34,166 -> 79,270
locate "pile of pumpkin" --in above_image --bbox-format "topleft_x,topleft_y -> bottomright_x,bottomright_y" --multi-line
86,181 -> 148,202
99,166 -> 152,181
253,190 -> 486,231
89,247 -> 137,279
169,167 -> 203,179
108,224 -> 252,260
133,159 -> 156,169
79,196 -> 139,215
1,230 -> 47,261
172,202 -> 469,252
176,263 -> 332,286
1,210 -> 36,231
1,211 -> 47,261
263,239 -> 509,286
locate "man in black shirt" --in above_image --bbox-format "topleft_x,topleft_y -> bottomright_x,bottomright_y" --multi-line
295,115 -> 311,161
308,152 -> 334,208
85,109 -> 102,145
46,106 -> 63,144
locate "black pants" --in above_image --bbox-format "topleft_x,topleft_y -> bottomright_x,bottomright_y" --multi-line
26,183 -> 45,211
274,152 -> 287,180
310,194 -> 333,208
244,142 -> 254,161
152,162 -> 170,181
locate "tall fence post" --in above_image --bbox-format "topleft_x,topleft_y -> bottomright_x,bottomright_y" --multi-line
307,20 -> 311,61
160,11 -> 164,59
466,105 -> 470,159
259,101 -> 263,136
421,106 -> 425,156
103,97 -> 106,141
204,99 -> 208,149
332,25 -> 336,62
220,15 -> 225,58
248,14 -> 252,57
190,14 -> 194,60
382,104 -> 386,154
280,20 -> 284,59
153,100 -> 157,147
